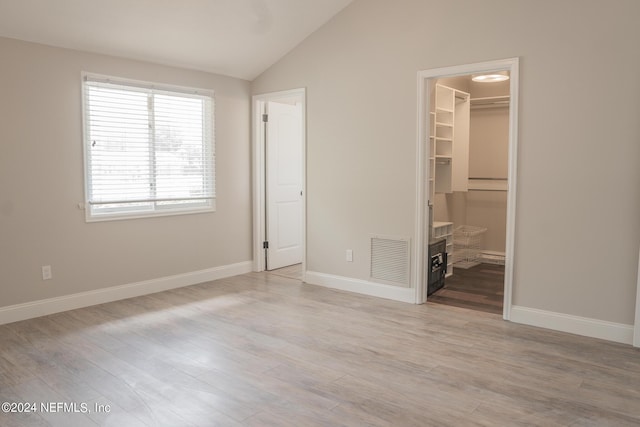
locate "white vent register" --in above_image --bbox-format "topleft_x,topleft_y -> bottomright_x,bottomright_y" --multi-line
370,236 -> 411,287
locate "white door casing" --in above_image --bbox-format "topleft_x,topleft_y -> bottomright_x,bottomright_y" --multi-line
634,248 -> 640,347
265,101 -> 303,270
415,58 -> 519,322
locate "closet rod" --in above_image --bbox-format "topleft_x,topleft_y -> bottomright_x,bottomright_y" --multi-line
470,103 -> 509,110
468,177 -> 508,192
470,96 -> 510,103
470,96 -> 510,109
469,177 -> 507,181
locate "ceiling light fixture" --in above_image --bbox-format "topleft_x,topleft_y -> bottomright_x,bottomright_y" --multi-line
472,71 -> 510,83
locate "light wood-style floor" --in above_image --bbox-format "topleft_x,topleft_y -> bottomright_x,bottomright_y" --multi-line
269,264 -> 304,281
1,270 -> 640,426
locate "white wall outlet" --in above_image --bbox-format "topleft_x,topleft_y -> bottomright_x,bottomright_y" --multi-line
42,265 -> 52,281
346,249 -> 353,262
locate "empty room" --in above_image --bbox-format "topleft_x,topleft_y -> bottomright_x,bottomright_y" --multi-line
1,0 -> 640,426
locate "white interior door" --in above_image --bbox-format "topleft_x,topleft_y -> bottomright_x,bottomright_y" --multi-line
266,101 -> 303,270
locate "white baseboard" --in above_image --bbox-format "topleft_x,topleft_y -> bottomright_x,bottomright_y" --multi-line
305,271 -> 415,303
0,261 -> 253,326
480,250 -> 506,265
511,305 -> 634,345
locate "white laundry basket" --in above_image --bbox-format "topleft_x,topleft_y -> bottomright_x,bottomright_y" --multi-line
453,225 -> 487,269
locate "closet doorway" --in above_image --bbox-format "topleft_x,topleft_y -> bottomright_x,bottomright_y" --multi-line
415,59 -> 519,320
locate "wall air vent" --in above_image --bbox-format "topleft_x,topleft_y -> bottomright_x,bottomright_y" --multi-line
370,236 -> 411,287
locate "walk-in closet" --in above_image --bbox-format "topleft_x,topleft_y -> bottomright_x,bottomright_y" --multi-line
428,72 -> 510,314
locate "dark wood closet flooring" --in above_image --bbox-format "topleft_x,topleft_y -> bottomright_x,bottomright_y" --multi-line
429,263 -> 504,315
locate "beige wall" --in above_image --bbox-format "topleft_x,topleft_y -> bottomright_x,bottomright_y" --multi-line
252,0 -> 640,324
0,38 -> 252,308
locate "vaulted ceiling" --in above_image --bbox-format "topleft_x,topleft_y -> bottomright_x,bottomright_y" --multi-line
0,0 -> 354,80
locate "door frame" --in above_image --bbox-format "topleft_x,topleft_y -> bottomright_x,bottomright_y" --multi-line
252,88 -> 306,275
415,58 -> 520,321
635,248 -> 640,347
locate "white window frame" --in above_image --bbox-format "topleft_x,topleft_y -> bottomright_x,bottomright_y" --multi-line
81,73 -> 215,222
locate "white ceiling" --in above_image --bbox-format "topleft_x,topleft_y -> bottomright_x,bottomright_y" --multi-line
0,0 -> 353,80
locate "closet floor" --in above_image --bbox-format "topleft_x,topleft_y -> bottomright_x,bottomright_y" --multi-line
429,263 -> 504,315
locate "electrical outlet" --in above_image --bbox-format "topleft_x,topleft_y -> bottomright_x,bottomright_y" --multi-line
346,249 -> 353,262
42,265 -> 52,281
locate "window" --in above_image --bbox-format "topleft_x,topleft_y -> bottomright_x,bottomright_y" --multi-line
82,74 -> 215,221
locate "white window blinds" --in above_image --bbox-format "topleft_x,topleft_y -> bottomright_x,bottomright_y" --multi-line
82,75 -> 215,220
